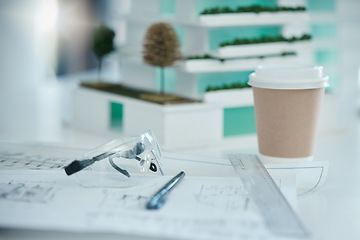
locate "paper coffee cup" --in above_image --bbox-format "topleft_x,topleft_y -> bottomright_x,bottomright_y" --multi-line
248,64 -> 329,163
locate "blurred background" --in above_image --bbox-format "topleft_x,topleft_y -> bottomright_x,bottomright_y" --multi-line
0,0 -> 359,147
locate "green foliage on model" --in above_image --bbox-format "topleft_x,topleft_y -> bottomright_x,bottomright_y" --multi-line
200,5 -> 306,15
186,52 -> 296,61
219,34 -> 311,47
92,24 -> 116,81
206,82 -> 251,92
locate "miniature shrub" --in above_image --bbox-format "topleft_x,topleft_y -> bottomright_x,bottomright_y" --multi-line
92,24 -> 115,81
219,34 -> 311,47
143,23 -> 182,95
185,52 -> 296,61
206,82 -> 251,92
200,5 -> 306,15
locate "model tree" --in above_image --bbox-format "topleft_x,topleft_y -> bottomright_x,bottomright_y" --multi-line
92,24 -> 116,81
143,23 -> 182,95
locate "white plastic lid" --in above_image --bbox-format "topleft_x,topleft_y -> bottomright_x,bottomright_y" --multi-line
248,64 -> 329,89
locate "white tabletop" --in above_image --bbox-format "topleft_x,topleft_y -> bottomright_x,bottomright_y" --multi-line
0,80 -> 359,240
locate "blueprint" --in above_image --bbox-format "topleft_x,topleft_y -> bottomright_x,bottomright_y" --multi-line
0,169 -> 296,240
0,142 -> 298,240
0,141 -> 83,170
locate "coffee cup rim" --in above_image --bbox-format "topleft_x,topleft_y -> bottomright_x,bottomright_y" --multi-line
248,64 -> 329,90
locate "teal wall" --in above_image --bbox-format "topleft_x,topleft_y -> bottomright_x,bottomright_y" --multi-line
160,0 -> 175,16
110,102 -> 123,131
316,50 -> 338,65
223,106 -> 256,137
316,50 -> 339,91
311,23 -> 337,39
307,0 -> 335,11
155,67 -> 176,93
306,0 -> 338,92
173,25 -> 184,49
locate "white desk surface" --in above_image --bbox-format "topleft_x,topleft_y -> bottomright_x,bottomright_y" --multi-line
0,81 -> 359,240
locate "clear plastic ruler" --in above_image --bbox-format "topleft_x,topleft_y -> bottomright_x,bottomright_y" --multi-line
229,153 -> 310,237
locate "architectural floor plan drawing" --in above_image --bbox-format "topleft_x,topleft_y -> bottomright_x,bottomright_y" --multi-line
195,182 -> 250,213
0,180 -> 56,204
0,142 -> 298,240
0,170 -> 292,240
0,141 -> 83,170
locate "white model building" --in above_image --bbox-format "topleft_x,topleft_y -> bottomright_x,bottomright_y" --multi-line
72,0 -> 337,149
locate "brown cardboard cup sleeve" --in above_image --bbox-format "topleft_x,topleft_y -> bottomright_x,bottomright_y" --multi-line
248,64 -> 329,163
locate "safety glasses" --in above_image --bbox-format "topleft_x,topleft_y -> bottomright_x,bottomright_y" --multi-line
64,130 -> 164,187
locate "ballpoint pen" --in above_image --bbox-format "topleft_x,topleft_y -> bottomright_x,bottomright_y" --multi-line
146,171 -> 185,210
